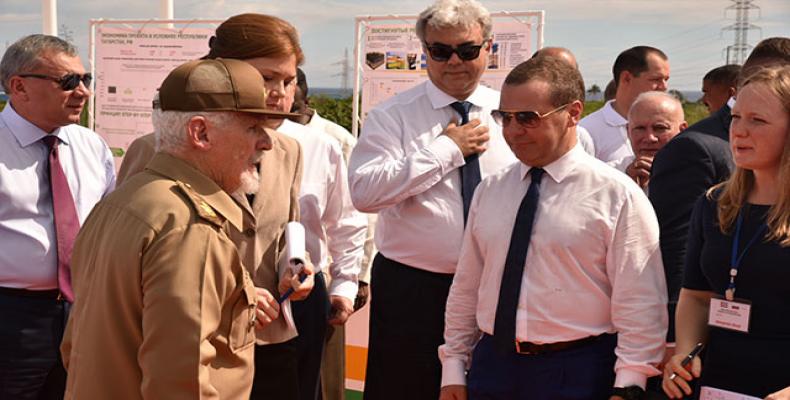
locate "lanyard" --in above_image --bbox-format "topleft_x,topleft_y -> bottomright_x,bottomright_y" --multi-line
726,211 -> 767,301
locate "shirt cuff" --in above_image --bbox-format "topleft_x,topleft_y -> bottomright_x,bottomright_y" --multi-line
427,135 -> 465,172
440,357 -> 467,387
614,369 -> 647,390
328,279 -> 358,302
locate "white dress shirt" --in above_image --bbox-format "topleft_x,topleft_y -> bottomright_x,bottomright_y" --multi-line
576,125 -> 596,156
579,100 -> 632,171
348,80 -> 517,274
439,144 -> 667,389
307,111 -> 357,163
278,119 -> 367,301
0,103 -> 116,289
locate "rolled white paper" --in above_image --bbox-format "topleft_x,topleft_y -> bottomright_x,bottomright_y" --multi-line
285,221 -> 306,268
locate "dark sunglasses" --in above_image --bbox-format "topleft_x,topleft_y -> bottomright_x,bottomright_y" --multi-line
18,73 -> 92,91
491,103 -> 570,128
424,41 -> 488,62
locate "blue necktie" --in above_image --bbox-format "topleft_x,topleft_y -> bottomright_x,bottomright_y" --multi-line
449,101 -> 481,225
492,167 -> 545,353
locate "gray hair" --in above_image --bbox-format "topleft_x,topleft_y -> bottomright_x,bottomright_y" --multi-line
628,91 -> 684,120
152,108 -> 233,154
0,34 -> 78,92
416,0 -> 492,42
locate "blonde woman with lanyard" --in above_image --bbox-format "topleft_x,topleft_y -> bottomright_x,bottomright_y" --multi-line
663,65 -> 790,399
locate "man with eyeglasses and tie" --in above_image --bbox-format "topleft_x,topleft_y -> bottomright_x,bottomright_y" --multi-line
348,1 -> 516,398
0,34 -> 115,399
439,57 -> 668,400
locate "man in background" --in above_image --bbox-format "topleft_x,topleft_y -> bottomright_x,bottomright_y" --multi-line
700,64 -> 740,115
580,46 -> 670,171
291,67 -> 374,400
624,91 -> 686,191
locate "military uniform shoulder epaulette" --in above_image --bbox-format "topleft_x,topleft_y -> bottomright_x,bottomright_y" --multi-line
175,181 -> 225,227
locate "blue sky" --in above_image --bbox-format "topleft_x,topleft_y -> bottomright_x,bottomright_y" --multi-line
1,0 -> 788,90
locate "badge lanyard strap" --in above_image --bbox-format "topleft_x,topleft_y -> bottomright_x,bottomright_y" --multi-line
727,211 -> 768,301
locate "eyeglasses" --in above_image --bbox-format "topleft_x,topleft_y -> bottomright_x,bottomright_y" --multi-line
424,41 -> 488,62
491,103 -> 571,128
17,73 -> 92,91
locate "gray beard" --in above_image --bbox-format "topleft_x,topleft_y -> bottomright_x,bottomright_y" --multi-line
239,168 -> 260,195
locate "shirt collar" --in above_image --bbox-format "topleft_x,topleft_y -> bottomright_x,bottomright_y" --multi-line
1,101 -> 70,147
425,79 -> 489,110
146,152 -> 244,232
602,100 -> 628,127
519,142 -> 585,184
727,96 -> 736,109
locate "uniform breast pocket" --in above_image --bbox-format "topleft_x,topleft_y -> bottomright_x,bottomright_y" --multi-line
229,281 -> 257,353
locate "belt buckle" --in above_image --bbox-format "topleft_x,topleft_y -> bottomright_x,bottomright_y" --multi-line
57,292 -> 63,301
515,340 -> 532,355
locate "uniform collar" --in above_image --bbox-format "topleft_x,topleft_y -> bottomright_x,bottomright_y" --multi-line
602,100 -> 628,127
425,79 -> 489,110
520,142 -> 585,184
1,101 -> 70,147
146,152 -> 243,231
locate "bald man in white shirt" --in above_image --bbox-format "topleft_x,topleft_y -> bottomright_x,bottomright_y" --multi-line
439,57 -> 667,400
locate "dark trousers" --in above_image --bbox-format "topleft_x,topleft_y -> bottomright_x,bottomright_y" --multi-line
250,338 -> 300,400
363,254 -> 454,400
0,290 -> 70,400
293,272 -> 330,400
467,334 -> 617,400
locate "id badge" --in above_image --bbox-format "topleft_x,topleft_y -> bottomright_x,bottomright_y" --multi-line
708,295 -> 751,333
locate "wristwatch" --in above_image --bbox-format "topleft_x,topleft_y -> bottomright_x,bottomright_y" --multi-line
611,385 -> 645,400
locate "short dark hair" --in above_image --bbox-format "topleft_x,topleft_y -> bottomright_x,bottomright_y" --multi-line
740,37 -> 790,86
612,46 -> 667,85
504,56 -> 585,106
296,68 -> 308,98
703,64 -> 741,87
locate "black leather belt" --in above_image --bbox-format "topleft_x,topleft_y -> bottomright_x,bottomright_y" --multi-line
0,286 -> 61,299
514,333 -> 610,355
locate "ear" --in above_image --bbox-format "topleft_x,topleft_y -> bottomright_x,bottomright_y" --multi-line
6,76 -> 29,100
727,86 -> 737,98
679,121 -> 688,131
186,116 -> 211,150
621,71 -> 633,86
567,100 -> 584,126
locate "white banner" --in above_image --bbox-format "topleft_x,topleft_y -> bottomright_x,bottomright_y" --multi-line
93,26 -> 212,161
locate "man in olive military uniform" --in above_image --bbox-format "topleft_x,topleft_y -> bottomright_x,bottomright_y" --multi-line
61,58 -> 312,399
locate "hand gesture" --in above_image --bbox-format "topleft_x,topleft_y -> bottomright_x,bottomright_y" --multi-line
444,119 -> 489,158
625,155 -> 653,188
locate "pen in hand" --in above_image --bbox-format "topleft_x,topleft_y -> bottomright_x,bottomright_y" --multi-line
668,342 -> 704,381
277,266 -> 308,304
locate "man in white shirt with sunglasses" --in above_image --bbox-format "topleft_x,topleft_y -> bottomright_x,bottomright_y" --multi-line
348,0 -> 516,398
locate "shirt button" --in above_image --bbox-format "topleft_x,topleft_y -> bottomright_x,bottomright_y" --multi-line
244,228 -> 256,237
